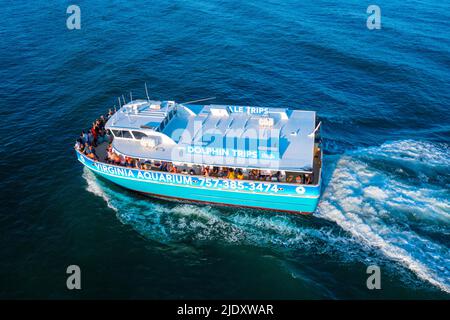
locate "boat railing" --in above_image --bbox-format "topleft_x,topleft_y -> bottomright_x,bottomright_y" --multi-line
77,146 -> 320,187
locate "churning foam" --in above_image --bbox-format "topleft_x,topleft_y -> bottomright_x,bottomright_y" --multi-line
316,140 -> 450,293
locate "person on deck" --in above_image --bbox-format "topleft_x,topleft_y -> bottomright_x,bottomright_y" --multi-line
85,145 -> 98,161
112,153 -> 121,166
99,116 -> 106,129
80,131 -> 86,144
106,146 -> 114,163
82,131 -> 89,145
125,156 -> 133,167
83,143 -> 90,154
153,161 -> 161,170
227,168 -> 235,180
87,131 -> 94,146
143,160 -> 152,170
305,174 -> 312,184
273,171 -> 281,182
74,138 -> 83,151
107,109 -> 114,119
161,161 -> 169,172
90,124 -> 98,147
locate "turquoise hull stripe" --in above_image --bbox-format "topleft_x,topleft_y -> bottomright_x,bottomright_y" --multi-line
77,152 -> 321,213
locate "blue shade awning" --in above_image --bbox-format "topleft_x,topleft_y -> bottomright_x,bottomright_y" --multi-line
143,121 -> 163,129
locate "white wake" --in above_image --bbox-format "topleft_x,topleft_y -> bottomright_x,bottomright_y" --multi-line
316,140 -> 450,293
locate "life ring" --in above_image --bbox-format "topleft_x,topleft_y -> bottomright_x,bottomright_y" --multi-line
295,186 -> 306,194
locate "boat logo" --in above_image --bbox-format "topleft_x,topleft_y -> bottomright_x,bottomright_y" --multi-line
79,154 -> 85,163
295,186 -> 306,194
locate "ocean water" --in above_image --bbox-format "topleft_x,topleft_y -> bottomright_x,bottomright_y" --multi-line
0,0 -> 449,299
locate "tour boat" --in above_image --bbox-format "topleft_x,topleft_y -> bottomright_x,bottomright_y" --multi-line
76,97 -> 323,214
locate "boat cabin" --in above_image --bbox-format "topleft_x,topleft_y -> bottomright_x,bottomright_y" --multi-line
104,100 -> 322,184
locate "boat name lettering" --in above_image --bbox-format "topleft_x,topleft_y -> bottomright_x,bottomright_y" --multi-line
228,106 -> 269,115
93,163 -> 193,184
187,146 -> 258,159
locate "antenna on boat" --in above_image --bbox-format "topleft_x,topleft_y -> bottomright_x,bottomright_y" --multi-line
130,91 -> 133,102
181,96 -> 216,105
122,95 -> 126,105
308,121 -> 321,138
118,97 -> 122,108
111,105 -> 118,125
144,82 -> 150,102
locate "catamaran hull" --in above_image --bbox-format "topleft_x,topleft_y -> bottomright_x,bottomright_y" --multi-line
77,152 -> 321,214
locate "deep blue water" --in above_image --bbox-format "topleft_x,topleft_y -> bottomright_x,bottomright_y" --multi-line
0,0 -> 449,299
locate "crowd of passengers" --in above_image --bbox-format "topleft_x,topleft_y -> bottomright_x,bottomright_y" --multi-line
74,109 -> 116,160
102,148 -> 313,184
104,145 -> 312,183
75,108 -> 314,184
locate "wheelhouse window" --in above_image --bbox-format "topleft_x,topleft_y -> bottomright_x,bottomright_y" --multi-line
122,130 -> 133,139
132,131 -> 148,140
112,130 -> 133,139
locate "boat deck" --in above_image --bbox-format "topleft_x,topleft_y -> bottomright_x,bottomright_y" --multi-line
95,141 -> 109,161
